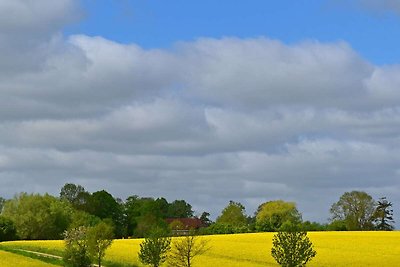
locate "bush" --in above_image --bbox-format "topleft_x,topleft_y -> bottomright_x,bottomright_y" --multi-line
63,226 -> 91,267
168,232 -> 209,267
138,228 -> 171,267
271,230 -> 316,267
87,222 -> 114,267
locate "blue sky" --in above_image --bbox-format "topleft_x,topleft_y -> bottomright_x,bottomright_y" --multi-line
1,0 -> 400,223
65,0 -> 400,65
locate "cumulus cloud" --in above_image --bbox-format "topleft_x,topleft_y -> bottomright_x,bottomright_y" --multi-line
1,0 -> 400,223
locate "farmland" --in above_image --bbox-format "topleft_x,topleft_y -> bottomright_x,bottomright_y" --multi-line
0,250 -> 58,267
1,231 -> 400,266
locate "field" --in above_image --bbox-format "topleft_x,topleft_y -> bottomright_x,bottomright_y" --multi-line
0,250 -> 59,267
1,232 -> 400,266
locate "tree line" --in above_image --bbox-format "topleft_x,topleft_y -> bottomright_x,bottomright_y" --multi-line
0,183 -> 395,242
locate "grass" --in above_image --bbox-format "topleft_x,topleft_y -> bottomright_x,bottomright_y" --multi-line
0,249 -> 59,267
1,231 -> 400,266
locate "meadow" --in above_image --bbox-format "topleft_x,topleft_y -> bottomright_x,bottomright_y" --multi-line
1,232 -> 400,266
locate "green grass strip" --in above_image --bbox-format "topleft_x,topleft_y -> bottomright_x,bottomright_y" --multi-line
0,245 -> 63,266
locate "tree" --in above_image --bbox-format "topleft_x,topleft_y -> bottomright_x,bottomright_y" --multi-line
199,212 -> 212,227
256,200 -> 302,232
138,228 -> 171,267
63,226 -> 91,267
372,197 -> 394,231
271,229 -> 316,267
216,201 -> 247,227
87,190 -> 125,238
87,222 -> 114,267
0,196 -> 5,213
60,183 -> 90,211
125,196 -> 169,237
168,200 -> 194,218
2,193 -> 73,239
0,216 -> 17,241
168,233 -> 209,267
330,191 -> 376,230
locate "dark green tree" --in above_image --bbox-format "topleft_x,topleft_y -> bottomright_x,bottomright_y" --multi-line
167,200 -> 194,218
87,190 -> 125,238
0,196 -> 5,212
373,197 -> 394,231
138,228 -> 171,267
330,191 -> 376,230
60,183 -> 90,211
271,229 -> 316,267
0,216 -> 17,241
199,212 -> 212,227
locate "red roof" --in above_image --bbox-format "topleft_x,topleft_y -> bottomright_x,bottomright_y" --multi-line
166,218 -> 205,229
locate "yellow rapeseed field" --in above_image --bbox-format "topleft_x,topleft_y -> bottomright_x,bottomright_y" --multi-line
1,231 -> 400,266
0,250 -> 57,267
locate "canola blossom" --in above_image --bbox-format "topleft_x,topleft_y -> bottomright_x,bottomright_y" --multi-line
0,250 -> 58,267
1,232 -> 400,266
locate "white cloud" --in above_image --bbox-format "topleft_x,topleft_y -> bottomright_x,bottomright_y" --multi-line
1,1 -> 400,223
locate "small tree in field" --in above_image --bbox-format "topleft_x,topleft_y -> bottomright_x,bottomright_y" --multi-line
138,228 -> 171,267
168,232 -> 209,267
271,228 -> 316,267
63,226 -> 91,267
87,222 -> 114,267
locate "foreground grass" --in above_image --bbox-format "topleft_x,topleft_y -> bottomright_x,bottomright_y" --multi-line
0,249 -> 59,267
2,231 -> 400,266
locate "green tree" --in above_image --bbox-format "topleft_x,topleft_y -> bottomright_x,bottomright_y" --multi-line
60,183 -> 90,211
87,222 -> 114,267
2,193 -> 73,239
168,232 -> 209,267
0,216 -> 17,241
330,191 -> 376,230
138,228 -> 171,267
199,212 -> 212,227
0,196 -> 5,212
216,201 -> 247,227
168,200 -> 194,218
271,229 -> 316,267
125,196 -> 169,237
63,226 -> 91,267
69,210 -> 101,229
256,200 -> 302,232
372,197 -> 394,231
87,190 -> 125,238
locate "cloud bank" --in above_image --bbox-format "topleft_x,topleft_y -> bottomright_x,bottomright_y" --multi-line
0,0 -> 400,222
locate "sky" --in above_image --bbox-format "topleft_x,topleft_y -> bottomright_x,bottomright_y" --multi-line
0,0 -> 400,223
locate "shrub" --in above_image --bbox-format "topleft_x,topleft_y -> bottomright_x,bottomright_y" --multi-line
138,228 -> 171,267
63,226 -> 91,267
168,232 -> 209,267
271,230 -> 316,267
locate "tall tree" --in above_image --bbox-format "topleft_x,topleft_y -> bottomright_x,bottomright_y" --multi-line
330,191 -> 376,230
373,197 -> 394,231
87,190 -> 125,238
60,183 -> 91,211
2,193 -> 73,239
167,200 -> 194,218
87,222 -> 114,267
255,200 -> 302,232
0,196 -> 5,213
216,201 -> 247,227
